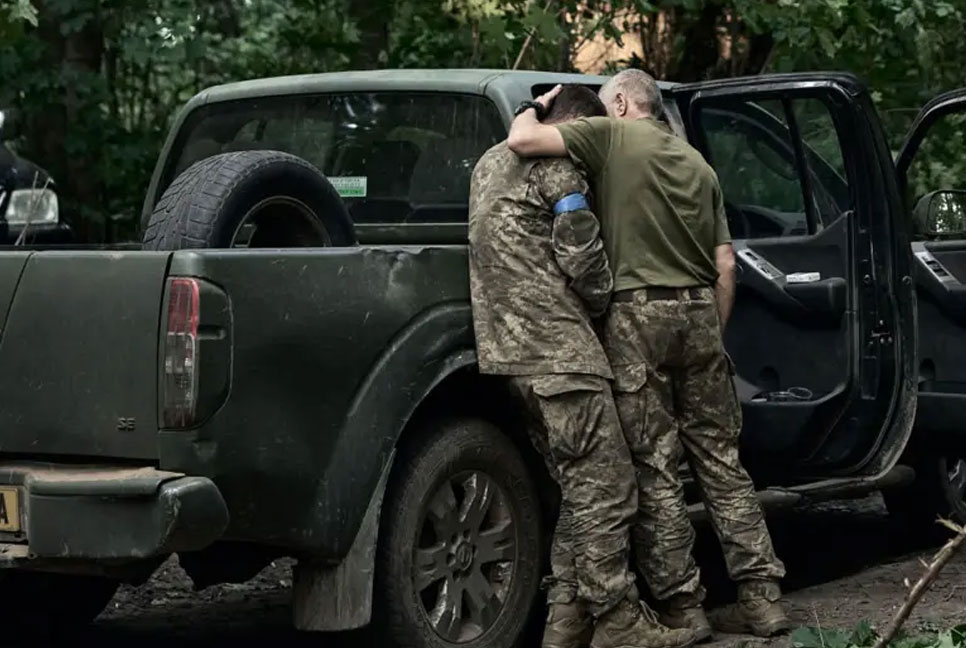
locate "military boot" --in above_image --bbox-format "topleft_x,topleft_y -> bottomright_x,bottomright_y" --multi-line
659,594 -> 713,643
591,592 -> 697,648
712,580 -> 790,637
543,601 -> 593,648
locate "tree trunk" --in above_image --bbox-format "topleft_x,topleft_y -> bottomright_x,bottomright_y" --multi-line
31,0 -> 105,242
667,3 -> 723,81
348,0 -> 390,69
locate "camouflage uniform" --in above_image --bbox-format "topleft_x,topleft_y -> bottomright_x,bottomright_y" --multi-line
468,142 -> 637,614
602,286 -> 786,603
556,113 -> 786,613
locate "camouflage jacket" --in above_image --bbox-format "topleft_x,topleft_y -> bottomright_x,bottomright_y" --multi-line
468,141 -> 613,378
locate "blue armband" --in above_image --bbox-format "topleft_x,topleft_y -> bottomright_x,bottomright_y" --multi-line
553,193 -> 589,215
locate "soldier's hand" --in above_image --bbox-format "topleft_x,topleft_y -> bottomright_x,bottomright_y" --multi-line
536,85 -> 563,111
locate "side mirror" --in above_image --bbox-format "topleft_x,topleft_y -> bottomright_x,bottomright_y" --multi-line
913,190 -> 966,239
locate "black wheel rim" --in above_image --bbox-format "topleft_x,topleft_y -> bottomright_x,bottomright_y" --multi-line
940,456 -> 966,522
230,196 -> 331,248
413,470 -> 517,643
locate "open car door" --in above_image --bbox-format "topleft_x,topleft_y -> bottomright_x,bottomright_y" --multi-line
895,89 -> 966,452
668,74 -> 916,486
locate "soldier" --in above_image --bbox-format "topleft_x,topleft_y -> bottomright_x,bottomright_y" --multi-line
469,85 -> 695,648
507,72 -> 790,641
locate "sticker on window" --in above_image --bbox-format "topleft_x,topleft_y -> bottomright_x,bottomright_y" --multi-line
330,176 -> 368,198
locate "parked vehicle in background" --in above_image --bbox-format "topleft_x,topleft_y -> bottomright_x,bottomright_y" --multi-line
0,109 -> 71,244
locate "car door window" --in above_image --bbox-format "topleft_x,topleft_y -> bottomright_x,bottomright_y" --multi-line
698,98 -> 850,239
795,98 -> 851,227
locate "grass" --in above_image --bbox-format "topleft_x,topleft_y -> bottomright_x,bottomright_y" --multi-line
792,622 -> 966,648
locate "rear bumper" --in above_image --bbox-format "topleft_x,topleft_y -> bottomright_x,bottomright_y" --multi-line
0,463 -> 228,560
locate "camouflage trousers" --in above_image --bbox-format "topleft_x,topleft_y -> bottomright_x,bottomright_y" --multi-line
602,287 -> 786,602
507,373 -> 638,615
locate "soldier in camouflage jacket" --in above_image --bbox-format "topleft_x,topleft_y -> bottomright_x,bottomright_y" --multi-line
469,85 -> 696,648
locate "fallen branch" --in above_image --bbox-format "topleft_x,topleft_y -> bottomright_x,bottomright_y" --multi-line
871,518 -> 966,648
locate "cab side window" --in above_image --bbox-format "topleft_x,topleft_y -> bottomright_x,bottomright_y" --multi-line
697,97 -> 851,240
164,93 -> 505,225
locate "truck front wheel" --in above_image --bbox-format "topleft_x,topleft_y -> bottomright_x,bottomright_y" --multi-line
375,417 -> 545,648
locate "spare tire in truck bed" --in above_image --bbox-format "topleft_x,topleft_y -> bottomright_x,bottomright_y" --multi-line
142,150 -> 355,250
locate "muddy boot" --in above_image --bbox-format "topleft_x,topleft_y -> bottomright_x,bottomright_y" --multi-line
543,601 -> 593,648
591,592 -> 697,648
712,580 -> 790,637
659,594 -> 713,643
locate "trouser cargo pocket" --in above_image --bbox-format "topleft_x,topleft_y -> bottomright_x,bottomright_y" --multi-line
610,363 -> 649,454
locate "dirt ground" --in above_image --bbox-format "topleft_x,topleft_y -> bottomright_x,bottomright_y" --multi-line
22,494 -> 966,647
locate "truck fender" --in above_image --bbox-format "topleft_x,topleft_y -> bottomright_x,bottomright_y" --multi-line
305,303 -> 477,556
292,336 -> 477,631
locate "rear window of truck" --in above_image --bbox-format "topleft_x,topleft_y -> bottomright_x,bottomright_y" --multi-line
160,92 -> 505,225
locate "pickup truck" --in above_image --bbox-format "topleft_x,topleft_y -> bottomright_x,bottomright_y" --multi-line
0,68 -> 958,647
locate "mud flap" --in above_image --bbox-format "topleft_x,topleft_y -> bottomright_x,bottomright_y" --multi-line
292,450 -> 395,631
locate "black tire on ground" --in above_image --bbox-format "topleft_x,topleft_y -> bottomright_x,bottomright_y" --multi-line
375,418 -> 545,648
142,150 -> 355,250
883,454 -> 966,531
3,571 -> 118,631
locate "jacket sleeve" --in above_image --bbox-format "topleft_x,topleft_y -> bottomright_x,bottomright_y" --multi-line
534,159 -> 614,318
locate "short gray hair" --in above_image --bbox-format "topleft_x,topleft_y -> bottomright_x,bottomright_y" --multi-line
600,69 -> 664,117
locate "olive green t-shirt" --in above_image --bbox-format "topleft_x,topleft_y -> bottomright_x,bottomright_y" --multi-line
556,116 -> 731,290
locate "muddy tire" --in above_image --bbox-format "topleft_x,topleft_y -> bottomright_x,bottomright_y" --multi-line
142,151 -> 355,250
374,418 -> 545,648
3,571 -> 117,633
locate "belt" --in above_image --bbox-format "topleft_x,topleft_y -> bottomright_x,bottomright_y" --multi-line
611,287 -> 708,303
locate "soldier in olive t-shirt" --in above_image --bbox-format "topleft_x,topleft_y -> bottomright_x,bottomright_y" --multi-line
555,115 -> 731,291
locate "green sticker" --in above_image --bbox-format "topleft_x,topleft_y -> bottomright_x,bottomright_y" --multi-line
330,176 -> 368,198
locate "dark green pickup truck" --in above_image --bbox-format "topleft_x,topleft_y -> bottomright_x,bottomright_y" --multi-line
1,68 -> 965,647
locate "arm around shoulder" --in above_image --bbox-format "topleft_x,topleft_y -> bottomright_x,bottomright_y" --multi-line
507,109 -> 567,158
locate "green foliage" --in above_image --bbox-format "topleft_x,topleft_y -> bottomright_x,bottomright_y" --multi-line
0,0 -> 37,40
791,622 -> 966,648
4,0 -> 966,242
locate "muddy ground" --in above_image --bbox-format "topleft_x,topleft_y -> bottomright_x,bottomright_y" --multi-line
23,494 -> 966,647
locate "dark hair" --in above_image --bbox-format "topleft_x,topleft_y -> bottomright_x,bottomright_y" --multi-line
543,85 -> 607,123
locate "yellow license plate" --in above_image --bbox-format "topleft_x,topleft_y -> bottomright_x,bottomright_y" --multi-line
0,487 -> 20,533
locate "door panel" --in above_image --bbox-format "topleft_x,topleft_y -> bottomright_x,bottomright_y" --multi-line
671,74 -> 915,483
896,90 -> 966,437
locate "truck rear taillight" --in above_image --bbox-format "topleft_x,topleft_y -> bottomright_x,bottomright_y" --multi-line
163,278 -> 200,428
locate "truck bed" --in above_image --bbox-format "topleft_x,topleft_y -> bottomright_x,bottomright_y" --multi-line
0,245 -> 474,555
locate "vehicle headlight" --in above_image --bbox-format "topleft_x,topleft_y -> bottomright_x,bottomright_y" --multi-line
5,188 -> 58,225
